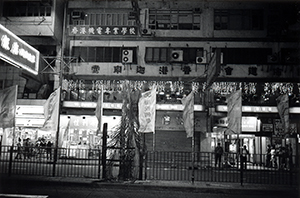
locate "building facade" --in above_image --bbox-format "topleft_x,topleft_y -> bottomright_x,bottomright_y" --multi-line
0,0 -> 299,165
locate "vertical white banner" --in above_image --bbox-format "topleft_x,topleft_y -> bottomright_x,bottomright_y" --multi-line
42,87 -> 61,132
139,86 -> 157,133
181,91 -> 194,138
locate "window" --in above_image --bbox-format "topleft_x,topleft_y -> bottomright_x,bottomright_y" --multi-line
149,9 -> 201,30
70,11 -> 136,26
145,47 -> 203,63
222,48 -> 272,64
214,9 -> 263,30
3,1 -> 52,17
145,48 -> 170,63
72,47 -> 136,63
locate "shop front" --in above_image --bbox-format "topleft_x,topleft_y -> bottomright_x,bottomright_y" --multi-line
59,115 -> 121,158
215,105 -> 299,167
1,100 -> 53,148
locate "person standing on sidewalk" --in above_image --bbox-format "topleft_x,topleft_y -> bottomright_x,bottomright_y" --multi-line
15,138 -> 23,160
214,143 -> 223,168
240,145 -> 249,170
266,144 -> 271,167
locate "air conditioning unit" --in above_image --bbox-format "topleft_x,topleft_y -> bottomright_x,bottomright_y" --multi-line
141,28 -> 152,35
196,56 -> 207,64
170,50 -> 183,62
267,54 -> 279,63
122,50 -> 133,63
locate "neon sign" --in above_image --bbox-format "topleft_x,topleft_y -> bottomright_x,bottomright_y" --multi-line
0,24 -> 40,75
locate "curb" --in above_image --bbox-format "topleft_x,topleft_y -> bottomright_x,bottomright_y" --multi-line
0,175 -> 298,197
91,181 -> 298,196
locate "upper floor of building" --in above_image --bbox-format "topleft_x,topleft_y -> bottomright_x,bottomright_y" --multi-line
1,0 -> 299,41
0,0 -> 299,105
64,0 -> 300,41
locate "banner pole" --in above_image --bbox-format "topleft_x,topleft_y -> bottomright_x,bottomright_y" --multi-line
52,1 -> 67,177
191,127 -> 195,184
52,87 -> 61,177
191,91 -> 195,184
8,85 -> 18,176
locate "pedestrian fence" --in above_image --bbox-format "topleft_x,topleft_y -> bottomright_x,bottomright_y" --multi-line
146,151 -> 298,185
0,145 -> 298,186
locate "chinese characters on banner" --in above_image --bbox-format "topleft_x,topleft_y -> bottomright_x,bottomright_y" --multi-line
138,86 -> 157,133
70,26 -> 137,36
0,85 -> 17,128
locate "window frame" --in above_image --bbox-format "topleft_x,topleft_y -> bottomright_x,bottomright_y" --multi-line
149,9 -> 201,30
214,9 -> 264,30
72,46 -> 136,63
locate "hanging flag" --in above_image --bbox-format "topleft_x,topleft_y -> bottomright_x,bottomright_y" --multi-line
95,86 -> 103,135
42,87 -> 60,132
181,91 -> 194,138
63,120 -> 70,140
0,85 -> 17,128
206,48 -> 221,89
139,86 -> 157,133
59,119 -> 70,147
226,89 -> 242,134
276,94 -> 289,135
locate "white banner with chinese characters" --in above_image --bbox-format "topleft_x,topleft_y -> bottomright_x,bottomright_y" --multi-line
138,86 -> 157,133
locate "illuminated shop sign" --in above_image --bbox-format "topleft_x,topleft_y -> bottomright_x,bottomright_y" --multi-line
0,24 -> 40,75
62,101 -> 205,111
69,26 -> 137,36
216,105 -> 300,114
217,116 -> 260,132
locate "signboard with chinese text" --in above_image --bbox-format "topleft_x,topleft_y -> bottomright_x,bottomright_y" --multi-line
217,116 -> 260,132
0,24 -> 40,75
69,25 -> 137,36
262,123 -> 273,132
155,111 -> 206,132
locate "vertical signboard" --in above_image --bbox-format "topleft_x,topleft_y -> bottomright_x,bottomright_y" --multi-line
0,24 -> 40,75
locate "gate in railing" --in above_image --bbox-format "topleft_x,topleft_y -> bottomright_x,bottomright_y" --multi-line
145,151 -> 298,185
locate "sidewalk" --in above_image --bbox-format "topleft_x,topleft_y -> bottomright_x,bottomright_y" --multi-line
0,174 -> 298,197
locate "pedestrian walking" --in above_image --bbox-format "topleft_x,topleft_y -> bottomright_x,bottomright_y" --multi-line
15,138 -> 23,160
270,145 -> 277,168
23,138 -> 31,159
278,146 -> 286,170
46,140 -> 53,160
266,144 -> 271,167
240,145 -> 249,170
214,143 -> 223,168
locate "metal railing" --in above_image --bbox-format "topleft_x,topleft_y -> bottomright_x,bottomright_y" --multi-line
0,146 -> 298,185
145,151 -> 298,185
0,146 -> 101,178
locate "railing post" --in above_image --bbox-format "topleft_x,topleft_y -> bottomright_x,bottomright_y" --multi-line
8,145 -> 13,176
144,151 -> 147,180
101,123 -> 108,180
240,154 -> 243,186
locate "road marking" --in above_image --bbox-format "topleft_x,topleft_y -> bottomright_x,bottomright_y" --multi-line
0,194 -> 48,198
